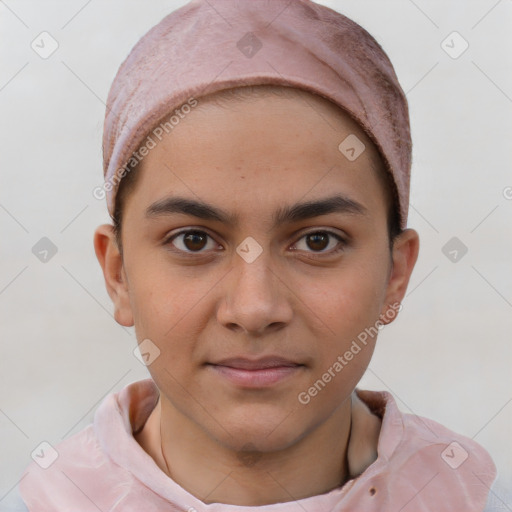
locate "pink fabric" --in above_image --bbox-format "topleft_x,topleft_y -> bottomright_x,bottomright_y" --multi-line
102,0 -> 412,228
19,378 -> 496,511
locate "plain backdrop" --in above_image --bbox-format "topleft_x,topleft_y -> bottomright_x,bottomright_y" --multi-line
1,0 -> 511,508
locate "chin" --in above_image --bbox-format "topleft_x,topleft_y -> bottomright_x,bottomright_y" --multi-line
208,403 -> 311,454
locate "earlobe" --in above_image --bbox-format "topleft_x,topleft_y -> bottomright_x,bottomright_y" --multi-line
380,229 -> 420,324
93,224 -> 134,327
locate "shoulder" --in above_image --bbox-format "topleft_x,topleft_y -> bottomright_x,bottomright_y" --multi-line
18,424 -> 135,512
18,379 -> 163,512
353,389 -> 497,512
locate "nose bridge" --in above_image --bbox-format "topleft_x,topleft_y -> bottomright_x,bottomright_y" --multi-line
219,235 -> 292,334
233,236 -> 277,300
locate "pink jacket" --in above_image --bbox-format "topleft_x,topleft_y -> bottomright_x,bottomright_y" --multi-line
19,378 -> 497,511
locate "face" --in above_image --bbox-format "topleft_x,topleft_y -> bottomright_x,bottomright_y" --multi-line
95,90 -> 418,454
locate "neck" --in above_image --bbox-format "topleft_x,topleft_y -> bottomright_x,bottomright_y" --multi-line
135,391 -> 381,506
156,396 -> 354,506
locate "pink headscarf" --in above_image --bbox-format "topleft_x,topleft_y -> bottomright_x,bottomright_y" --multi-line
102,0 -> 412,228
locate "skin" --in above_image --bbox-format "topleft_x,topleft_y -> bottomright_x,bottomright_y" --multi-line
94,90 -> 419,506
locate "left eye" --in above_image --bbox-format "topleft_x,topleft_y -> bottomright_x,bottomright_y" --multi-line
293,231 -> 345,254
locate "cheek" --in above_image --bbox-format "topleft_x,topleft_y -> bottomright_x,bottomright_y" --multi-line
303,259 -> 389,337
126,262 -> 209,345
297,252 -> 390,397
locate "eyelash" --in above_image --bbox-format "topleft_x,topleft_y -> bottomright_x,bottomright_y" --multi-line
163,228 -> 347,259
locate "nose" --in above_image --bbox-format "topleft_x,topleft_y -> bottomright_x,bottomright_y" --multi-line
217,244 -> 293,336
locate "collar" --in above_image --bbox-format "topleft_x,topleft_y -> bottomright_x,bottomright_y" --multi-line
92,378 -> 495,511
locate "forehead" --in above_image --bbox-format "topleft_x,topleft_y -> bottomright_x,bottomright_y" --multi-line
123,90 -> 388,221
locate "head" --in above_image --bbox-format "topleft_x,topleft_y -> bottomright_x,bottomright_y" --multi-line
94,83 -> 419,452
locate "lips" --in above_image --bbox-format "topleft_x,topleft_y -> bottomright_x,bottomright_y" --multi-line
206,356 -> 304,388
210,356 -> 301,371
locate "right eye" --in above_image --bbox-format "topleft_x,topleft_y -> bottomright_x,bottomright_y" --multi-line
164,229 -> 221,254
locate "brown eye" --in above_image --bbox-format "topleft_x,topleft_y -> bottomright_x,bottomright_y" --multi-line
306,232 -> 329,251
183,231 -> 208,251
294,230 -> 345,254
167,230 -> 217,253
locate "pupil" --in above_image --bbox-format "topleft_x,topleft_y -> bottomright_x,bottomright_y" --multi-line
184,231 -> 206,251
308,233 -> 328,251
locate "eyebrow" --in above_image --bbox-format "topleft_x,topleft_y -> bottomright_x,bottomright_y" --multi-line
145,194 -> 367,229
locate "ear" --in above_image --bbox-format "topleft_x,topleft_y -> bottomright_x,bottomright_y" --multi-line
379,228 -> 420,325
93,224 -> 134,327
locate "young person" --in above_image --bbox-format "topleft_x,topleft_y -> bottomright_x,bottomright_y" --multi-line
19,1 -> 497,510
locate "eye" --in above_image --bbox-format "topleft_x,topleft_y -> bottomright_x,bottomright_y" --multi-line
164,228 -> 347,257
292,230 -> 346,256
165,229 -> 219,254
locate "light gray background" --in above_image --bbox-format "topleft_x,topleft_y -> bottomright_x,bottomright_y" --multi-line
1,0 -> 511,509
